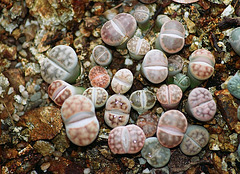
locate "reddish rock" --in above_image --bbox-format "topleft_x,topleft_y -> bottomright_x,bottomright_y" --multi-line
3,68 -> 25,93
48,157 -> 72,173
2,148 -> 18,159
17,106 -> 63,141
214,89 -> 240,133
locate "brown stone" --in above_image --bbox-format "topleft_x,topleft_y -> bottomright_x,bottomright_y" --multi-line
3,68 -> 25,93
2,148 -> 18,159
212,153 -> 229,174
0,44 -> 17,60
0,92 -> 15,120
17,106 -> 63,141
48,157 -> 72,174
214,89 -> 240,133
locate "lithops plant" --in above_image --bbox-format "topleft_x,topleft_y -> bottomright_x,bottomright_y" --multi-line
129,89 -> 156,114
111,68 -> 133,94
90,45 -> 112,66
136,111 -> 158,137
172,73 -> 190,92
83,87 -> 108,108
61,95 -> 99,146
155,20 -> 185,54
108,124 -> 146,154
155,15 -> 171,30
157,110 -> 188,148
48,80 -> 85,106
180,125 -> 209,156
229,27 -> 240,56
227,70 -> 240,99
141,137 -> 171,168
187,48 -> 215,88
40,45 -> 80,84
186,87 -> 216,122
141,49 -> 168,84
127,36 -> 150,60
173,0 -> 199,3
104,94 -> 131,128
133,5 -> 150,30
168,55 -> 184,77
156,84 -> 182,110
89,66 -> 110,89
101,13 -> 137,47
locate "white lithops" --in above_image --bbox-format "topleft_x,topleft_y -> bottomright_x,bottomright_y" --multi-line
83,87 -> 108,108
111,68 -> 133,94
40,45 -> 80,84
90,45 -> 112,66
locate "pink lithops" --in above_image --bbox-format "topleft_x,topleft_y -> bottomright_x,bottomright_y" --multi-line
61,95 -> 99,146
133,5 -> 150,30
83,87 -> 108,108
104,94 -> 131,128
157,110 -> 188,148
155,20 -> 185,54
111,68 -> 133,94
48,80 -> 85,106
101,13 -> 137,47
136,111 -> 158,137
40,45 -> 80,84
91,45 -> 112,66
156,84 -> 182,110
186,87 -> 216,122
141,49 -> 168,84
127,36 -> 150,60
188,49 -> 215,88
173,0 -> 199,4
89,66 -> 110,89
108,124 -> 146,154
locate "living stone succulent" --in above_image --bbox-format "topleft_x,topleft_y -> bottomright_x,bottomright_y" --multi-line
101,13 -> 137,48
155,14 -> 171,30
156,84 -> 182,110
61,95 -> 99,146
141,137 -> 171,168
141,49 -> 168,84
48,80 -> 85,106
186,87 -> 216,122
90,45 -> 112,66
83,87 -> 108,108
180,125 -> 209,156
227,70 -> 240,99
108,124 -> 146,154
111,68 -> 133,94
127,36 -> 150,60
172,73 -> 190,92
157,110 -> 188,148
129,89 -> 156,114
229,27 -> 240,56
89,66 -> 110,89
136,111 -> 158,137
40,45 -> 80,84
133,5 -> 150,30
155,20 -> 185,54
167,55 -> 184,77
104,94 -> 131,128
187,48 -> 215,88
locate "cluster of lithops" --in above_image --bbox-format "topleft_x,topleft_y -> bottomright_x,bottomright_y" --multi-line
155,20 -> 185,54
127,36 -> 150,60
48,80 -> 85,106
61,95 -> 99,146
141,49 -> 168,84
129,89 -> 156,114
108,124 -> 146,154
90,45 -> 112,66
186,87 -> 216,122
156,84 -> 182,110
229,27 -> 240,56
104,94 -> 131,128
187,49 -> 215,88
40,45 -> 80,84
101,13 -> 137,47
227,70 -> 240,99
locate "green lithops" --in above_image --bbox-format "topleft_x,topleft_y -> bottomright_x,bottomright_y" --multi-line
229,27 -> 240,56
227,70 -> 240,99
173,73 -> 190,92
141,137 -> 171,168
